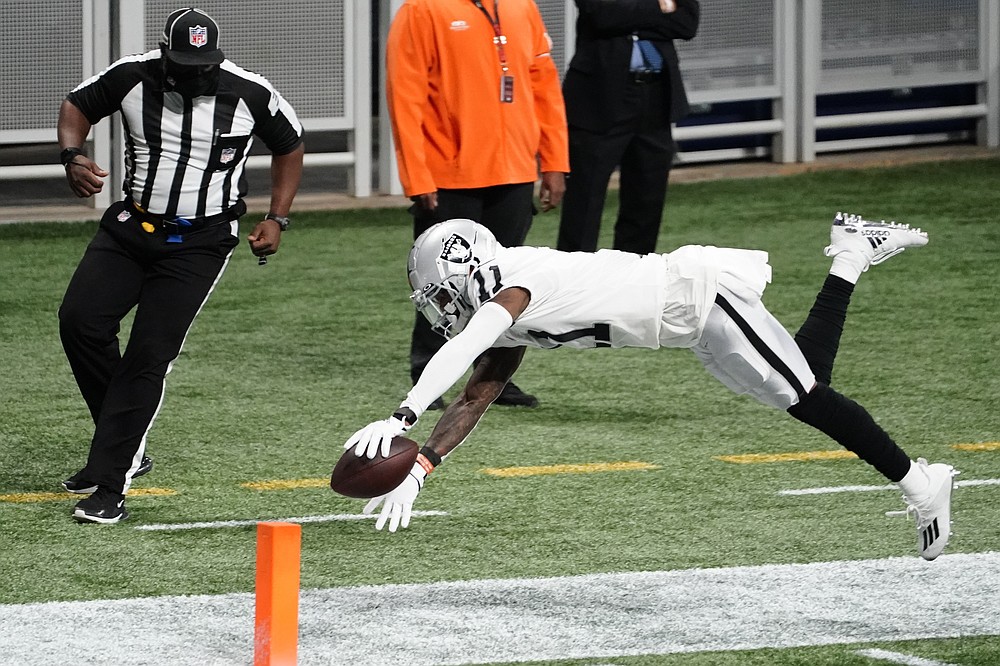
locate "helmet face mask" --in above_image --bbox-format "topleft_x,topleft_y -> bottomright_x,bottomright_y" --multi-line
408,220 -> 499,340
411,280 -> 472,338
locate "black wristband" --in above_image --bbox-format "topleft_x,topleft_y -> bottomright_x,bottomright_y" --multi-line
392,407 -> 418,428
60,147 -> 85,166
418,446 -> 442,467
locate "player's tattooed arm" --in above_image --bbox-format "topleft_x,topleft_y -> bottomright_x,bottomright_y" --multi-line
423,346 -> 526,459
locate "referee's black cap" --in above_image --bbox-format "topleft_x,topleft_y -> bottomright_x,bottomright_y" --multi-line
161,8 -> 225,66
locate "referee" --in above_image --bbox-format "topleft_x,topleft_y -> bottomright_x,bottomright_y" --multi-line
57,7 -> 304,524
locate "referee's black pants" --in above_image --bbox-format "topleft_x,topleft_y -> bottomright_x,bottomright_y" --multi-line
58,201 -> 239,494
558,77 -> 675,255
408,183 -> 535,382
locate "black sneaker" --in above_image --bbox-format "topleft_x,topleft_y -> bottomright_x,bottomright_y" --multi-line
62,455 -> 154,494
426,397 -> 446,411
72,487 -> 128,524
494,382 -> 539,408
135,455 -> 153,478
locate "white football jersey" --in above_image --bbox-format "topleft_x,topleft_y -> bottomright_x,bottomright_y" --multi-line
465,245 -> 753,350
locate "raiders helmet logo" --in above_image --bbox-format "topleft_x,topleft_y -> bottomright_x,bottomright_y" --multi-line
440,234 -> 473,263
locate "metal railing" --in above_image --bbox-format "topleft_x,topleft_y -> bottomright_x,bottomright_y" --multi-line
0,0 -> 372,207
2,0 -> 996,200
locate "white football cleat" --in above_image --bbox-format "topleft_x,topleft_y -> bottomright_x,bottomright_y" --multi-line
887,458 -> 958,561
824,212 -> 928,270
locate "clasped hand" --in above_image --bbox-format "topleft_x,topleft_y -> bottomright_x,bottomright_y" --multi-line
64,157 -> 108,198
247,219 -> 282,258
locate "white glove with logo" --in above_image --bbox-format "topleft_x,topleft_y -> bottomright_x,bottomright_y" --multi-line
364,462 -> 427,532
343,410 -> 416,459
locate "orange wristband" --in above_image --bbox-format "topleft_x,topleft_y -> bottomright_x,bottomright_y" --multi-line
416,453 -> 435,475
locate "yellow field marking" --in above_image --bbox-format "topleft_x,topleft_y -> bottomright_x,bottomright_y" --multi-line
714,450 -> 858,464
0,487 -> 177,503
481,461 -> 660,478
241,478 -> 329,491
953,441 -> 1000,451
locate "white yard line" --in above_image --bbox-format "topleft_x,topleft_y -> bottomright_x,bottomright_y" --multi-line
133,510 -> 448,531
779,483 -> 898,495
778,478 -> 999,496
1,552 -> 998,665
855,648 -> 957,666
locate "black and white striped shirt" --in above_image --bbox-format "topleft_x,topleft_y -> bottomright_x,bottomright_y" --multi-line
68,50 -> 303,219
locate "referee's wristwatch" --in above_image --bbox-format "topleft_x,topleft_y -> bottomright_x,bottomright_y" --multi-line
265,213 -> 290,231
60,147 -> 86,167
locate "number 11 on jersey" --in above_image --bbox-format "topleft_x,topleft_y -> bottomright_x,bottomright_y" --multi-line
474,265 -> 504,301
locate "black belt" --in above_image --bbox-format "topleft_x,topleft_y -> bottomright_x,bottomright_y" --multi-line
629,69 -> 662,84
126,199 -> 245,234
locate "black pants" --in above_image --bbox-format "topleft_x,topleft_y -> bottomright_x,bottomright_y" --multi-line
558,78 -> 674,254
58,201 -> 239,494
409,183 -> 535,382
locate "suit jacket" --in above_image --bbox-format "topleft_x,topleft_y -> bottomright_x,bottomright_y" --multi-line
562,0 -> 699,132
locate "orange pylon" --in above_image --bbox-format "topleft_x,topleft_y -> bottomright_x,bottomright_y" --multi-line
254,522 -> 301,666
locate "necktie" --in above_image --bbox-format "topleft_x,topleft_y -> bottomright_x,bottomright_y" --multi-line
635,39 -> 663,72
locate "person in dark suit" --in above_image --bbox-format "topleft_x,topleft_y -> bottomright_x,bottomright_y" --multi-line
557,0 -> 699,255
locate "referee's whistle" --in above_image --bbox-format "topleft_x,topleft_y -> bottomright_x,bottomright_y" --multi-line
258,255 -> 267,266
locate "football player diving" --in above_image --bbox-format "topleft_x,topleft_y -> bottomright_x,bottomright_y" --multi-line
344,214 -> 956,560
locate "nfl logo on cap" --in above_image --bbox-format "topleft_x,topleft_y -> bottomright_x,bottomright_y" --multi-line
189,25 -> 208,48
161,8 -> 225,65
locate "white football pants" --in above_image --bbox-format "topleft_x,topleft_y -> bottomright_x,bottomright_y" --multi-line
691,284 -> 816,410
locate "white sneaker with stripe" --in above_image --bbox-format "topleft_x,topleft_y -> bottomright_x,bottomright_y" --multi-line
887,458 -> 958,561
824,212 -> 928,270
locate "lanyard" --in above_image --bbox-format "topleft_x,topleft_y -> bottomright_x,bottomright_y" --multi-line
473,0 -> 508,72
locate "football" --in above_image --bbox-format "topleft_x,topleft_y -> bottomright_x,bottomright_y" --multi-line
330,436 -> 420,498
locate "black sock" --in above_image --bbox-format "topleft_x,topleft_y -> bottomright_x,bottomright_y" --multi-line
787,383 -> 911,481
794,275 -> 854,386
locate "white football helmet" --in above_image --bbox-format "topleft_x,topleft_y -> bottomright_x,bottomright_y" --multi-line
408,219 -> 499,339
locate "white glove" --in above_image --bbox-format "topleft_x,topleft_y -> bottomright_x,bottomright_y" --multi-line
344,412 -> 413,459
363,462 -> 427,532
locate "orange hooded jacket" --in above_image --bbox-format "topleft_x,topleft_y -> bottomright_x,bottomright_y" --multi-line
387,0 -> 569,197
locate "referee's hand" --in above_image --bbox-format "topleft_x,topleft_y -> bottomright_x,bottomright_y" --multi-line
247,218 -> 283,259
65,157 -> 108,198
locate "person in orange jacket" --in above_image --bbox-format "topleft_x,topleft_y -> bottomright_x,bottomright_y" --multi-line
386,0 -> 569,409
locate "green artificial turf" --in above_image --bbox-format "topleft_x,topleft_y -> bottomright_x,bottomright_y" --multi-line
1,158 -> 997,660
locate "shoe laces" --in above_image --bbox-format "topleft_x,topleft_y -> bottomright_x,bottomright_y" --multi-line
884,458 -> 957,522
886,459 -> 930,521
885,503 -> 918,521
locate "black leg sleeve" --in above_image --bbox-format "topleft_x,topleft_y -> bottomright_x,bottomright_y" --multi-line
793,274 -> 855,386
787,383 -> 911,482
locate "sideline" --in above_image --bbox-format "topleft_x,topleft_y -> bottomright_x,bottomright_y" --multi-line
779,478 -> 1000,496
1,552 -> 997,665
3,145 -> 996,225
133,510 -> 449,531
